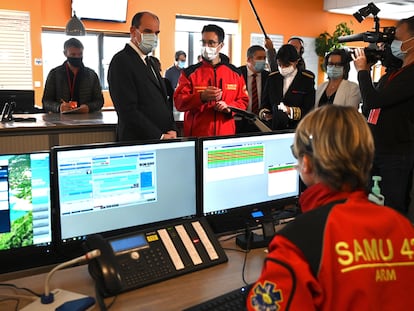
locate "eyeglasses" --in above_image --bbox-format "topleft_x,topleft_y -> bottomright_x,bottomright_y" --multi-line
290,135 -> 313,159
200,40 -> 220,47
327,62 -> 343,68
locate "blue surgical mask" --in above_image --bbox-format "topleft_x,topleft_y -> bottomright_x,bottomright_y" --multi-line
254,60 -> 266,72
138,33 -> 158,55
178,61 -> 186,69
391,40 -> 405,60
326,65 -> 344,80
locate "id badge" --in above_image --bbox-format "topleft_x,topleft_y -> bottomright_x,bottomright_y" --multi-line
367,108 -> 381,125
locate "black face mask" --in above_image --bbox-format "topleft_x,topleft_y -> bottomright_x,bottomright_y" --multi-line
67,57 -> 83,68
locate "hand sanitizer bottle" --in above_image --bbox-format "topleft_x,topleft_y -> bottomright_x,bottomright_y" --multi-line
368,176 -> 384,205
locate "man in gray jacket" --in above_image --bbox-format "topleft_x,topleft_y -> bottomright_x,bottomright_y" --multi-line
42,38 -> 104,113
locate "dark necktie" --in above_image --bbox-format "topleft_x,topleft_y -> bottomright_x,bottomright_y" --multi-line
145,56 -> 160,85
251,73 -> 259,115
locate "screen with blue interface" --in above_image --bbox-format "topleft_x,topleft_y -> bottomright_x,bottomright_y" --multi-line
0,152 -> 52,251
201,132 -> 299,219
52,140 -> 197,243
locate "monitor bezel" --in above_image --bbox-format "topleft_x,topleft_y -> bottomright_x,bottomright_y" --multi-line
0,150 -> 55,274
50,138 -> 199,259
197,130 -> 299,235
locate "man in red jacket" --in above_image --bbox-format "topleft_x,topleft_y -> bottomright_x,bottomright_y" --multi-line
174,24 -> 248,137
247,105 -> 414,311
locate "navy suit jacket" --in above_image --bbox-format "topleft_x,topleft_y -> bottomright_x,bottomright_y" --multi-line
239,65 -> 269,106
108,44 -> 176,141
262,70 -> 315,130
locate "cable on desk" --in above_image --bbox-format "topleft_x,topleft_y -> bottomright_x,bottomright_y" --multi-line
0,283 -> 42,297
241,228 -> 253,286
95,282 -> 117,311
0,293 -> 37,300
0,297 -> 19,311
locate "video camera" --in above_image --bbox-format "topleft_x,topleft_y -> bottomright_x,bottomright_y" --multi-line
338,2 -> 396,64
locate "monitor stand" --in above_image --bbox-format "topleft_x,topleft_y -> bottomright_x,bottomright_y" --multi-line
236,220 -> 275,250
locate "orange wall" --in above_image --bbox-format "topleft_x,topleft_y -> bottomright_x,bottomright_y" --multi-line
0,0 -> 398,106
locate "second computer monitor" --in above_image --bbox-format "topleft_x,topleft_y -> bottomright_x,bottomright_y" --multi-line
200,131 -> 299,234
0,151 -> 53,273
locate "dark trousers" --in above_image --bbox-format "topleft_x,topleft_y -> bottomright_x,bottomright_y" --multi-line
370,152 -> 414,215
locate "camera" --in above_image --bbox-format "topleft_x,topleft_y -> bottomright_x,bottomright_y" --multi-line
338,2 -> 396,65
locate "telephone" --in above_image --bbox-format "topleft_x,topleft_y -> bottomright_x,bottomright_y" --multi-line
84,217 -> 228,297
83,234 -> 123,296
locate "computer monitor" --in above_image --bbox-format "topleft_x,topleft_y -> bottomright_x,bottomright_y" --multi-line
51,139 -> 197,257
0,151 -> 54,274
199,131 -> 299,234
0,90 -> 35,113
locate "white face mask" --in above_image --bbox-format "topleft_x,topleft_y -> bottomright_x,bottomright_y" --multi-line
178,61 -> 186,69
278,65 -> 295,77
201,46 -> 218,61
138,33 -> 158,55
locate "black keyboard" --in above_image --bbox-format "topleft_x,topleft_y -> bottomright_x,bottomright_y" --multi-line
183,284 -> 251,311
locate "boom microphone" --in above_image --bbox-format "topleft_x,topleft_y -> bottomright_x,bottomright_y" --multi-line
248,0 -> 268,38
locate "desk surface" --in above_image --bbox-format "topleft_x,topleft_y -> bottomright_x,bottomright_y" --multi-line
0,110 -> 118,132
1,235 -> 267,310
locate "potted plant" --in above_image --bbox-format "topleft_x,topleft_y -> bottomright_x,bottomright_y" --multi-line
315,22 -> 354,60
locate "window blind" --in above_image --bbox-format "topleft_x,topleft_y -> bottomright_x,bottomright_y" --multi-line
0,10 -> 32,90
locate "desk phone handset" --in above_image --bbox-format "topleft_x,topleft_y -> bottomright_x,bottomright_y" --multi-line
84,218 -> 228,298
83,234 -> 123,296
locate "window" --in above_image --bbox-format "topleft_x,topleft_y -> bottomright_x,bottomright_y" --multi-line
0,10 -> 32,90
41,31 -> 129,90
174,16 -> 238,66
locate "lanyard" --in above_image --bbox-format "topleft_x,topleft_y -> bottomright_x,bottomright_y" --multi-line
385,63 -> 414,87
65,63 -> 78,101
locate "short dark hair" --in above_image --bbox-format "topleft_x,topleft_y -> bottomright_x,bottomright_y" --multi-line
276,44 -> 299,66
201,24 -> 225,43
64,38 -> 83,51
399,15 -> 414,35
131,11 -> 159,28
247,45 -> 265,58
175,50 -> 186,61
323,48 -> 351,79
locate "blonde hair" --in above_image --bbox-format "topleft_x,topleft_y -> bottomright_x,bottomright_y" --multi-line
293,105 -> 374,191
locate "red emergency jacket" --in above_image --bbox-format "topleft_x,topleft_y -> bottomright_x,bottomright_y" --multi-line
247,183 -> 414,311
174,55 -> 248,137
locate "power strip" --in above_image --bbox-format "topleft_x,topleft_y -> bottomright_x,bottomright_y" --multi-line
21,288 -> 95,311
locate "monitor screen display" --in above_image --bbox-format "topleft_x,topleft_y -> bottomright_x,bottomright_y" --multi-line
0,152 -> 53,273
200,132 -> 299,233
51,139 -> 197,249
0,90 -> 35,113
72,0 -> 128,23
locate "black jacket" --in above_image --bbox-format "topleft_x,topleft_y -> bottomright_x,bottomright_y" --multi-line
108,44 -> 176,141
42,62 -> 104,113
262,70 -> 315,130
359,64 -> 414,154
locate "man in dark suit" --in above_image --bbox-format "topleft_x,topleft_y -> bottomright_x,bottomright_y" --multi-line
108,11 -> 177,142
237,45 -> 269,133
260,44 -> 315,130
